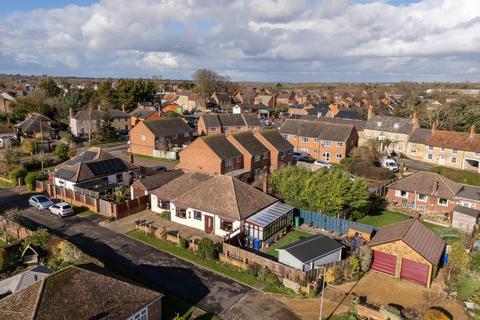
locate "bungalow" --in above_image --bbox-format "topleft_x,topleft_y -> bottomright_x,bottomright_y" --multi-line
129,118 -> 193,157
406,125 -> 480,173
169,175 -> 278,237
210,92 -> 232,106
0,264 -> 163,319
277,234 -> 343,271
14,113 -> 55,140
233,90 -> 257,105
177,134 -> 244,176
52,147 -> 138,191
386,171 -> 480,214
369,219 -> 445,287
276,92 -> 296,106
130,169 -> 184,199
254,129 -> 294,172
197,113 -> 261,136
227,131 -> 270,180
279,119 -> 358,163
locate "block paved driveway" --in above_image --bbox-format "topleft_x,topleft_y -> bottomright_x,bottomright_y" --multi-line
0,188 -> 298,320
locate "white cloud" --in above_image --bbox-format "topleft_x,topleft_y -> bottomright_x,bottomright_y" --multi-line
0,0 -> 479,81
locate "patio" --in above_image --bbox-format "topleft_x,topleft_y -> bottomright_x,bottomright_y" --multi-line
102,209 -> 223,243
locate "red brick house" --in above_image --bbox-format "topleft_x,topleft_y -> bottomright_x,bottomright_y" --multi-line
279,119 -> 358,164
254,129 -> 294,172
129,118 -> 193,157
177,134 -> 244,176
386,171 -> 480,215
227,131 -> 270,180
197,113 -> 260,136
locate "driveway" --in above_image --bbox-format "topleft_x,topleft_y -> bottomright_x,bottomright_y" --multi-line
1,189 -> 298,319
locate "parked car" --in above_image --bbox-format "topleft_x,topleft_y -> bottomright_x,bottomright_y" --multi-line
152,165 -> 167,172
298,154 -> 316,163
382,158 -> 399,172
348,173 -> 356,181
292,152 -> 302,161
313,159 -> 332,169
29,195 -> 54,209
49,202 -> 74,217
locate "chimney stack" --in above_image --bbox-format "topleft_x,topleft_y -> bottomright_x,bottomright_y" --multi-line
69,107 -> 73,118
470,125 -> 476,137
431,122 -> 437,132
367,106 -> 374,120
262,172 -> 269,193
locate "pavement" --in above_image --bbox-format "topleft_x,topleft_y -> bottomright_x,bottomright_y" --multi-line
0,188 -> 299,320
401,158 -> 435,172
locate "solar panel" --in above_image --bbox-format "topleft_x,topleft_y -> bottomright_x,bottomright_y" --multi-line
55,168 -> 76,180
65,151 -> 97,166
86,158 -> 128,176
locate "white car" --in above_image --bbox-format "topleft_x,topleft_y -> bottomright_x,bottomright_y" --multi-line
49,202 -> 75,217
313,160 -> 332,170
382,158 -> 399,172
29,195 -> 54,210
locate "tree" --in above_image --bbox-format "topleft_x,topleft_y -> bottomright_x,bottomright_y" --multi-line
0,208 -> 20,242
96,81 -> 118,109
22,139 -> 37,155
38,78 -> 62,97
117,79 -> 156,111
197,238 -> 216,260
192,69 -> 223,108
270,166 -> 311,209
445,241 -> 470,284
62,88 -> 96,114
25,228 -> 50,251
100,112 -> 116,142
53,143 -> 69,161
10,89 -> 55,121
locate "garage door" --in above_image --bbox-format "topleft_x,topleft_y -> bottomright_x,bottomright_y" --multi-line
400,258 -> 429,286
371,250 -> 396,275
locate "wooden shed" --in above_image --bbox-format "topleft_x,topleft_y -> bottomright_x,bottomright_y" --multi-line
369,219 -> 445,288
347,224 -> 374,241
452,205 -> 479,232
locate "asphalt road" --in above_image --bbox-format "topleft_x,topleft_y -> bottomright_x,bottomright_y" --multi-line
0,188 -> 298,319
401,158 -> 435,172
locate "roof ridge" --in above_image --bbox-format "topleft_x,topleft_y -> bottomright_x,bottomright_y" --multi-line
170,173 -> 213,202
231,177 -> 242,218
435,172 -> 458,196
31,278 -> 46,320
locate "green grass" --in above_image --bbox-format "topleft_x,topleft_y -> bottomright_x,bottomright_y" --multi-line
266,230 -> 312,258
0,238 -> 6,248
430,166 -> 480,186
358,210 -> 410,227
329,314 -> 353,320
456,274 -> 480,300
421,221 -> 464,245
129,152 -> 180,163
127,230 -> 300,297
0,178 -> 14,188
75,206 -> 93,217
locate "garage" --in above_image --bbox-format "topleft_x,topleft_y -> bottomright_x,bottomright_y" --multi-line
400,258 -> 429,285
372,250 -> 396,275
368,219 -> 445,288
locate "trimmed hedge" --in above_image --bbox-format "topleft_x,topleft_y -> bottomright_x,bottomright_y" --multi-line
9,168 -> 27,184
25,173 -> 38,192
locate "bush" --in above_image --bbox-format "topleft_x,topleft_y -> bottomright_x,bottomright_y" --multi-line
53,143 -> 70,161
179,237 -> 189,249
197,238 -> 216,260
470,251 -> 480,273
25,173 -> 38,191
0,248 -> 8,271
349,161 -> 396,181
347,255 -> 361,280
246,263 -> 261,277
379,305 -> 402,320
9,168 -> 27,183
357,245 -> 372,273
159,211 -> 171,220
421,309 -> 450,320
257,267 -> 281,288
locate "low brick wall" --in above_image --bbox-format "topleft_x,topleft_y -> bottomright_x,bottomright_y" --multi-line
0,216 -> 33,240
356,304 -> 385,320
219,253 -> 248,270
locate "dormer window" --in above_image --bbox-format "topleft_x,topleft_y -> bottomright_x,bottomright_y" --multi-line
377,121 -> 382,127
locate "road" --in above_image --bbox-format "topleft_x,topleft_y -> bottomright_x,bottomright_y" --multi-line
0,188 -> 298,320
401,158 -> 435,172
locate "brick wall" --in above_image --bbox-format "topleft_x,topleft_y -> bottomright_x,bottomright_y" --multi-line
386,188 -> 456,213
285,135 -> 350,163
177,139 -> 223,174
130,122 -> 156,156
147,298 -> 162,320
0,216 -> 33,240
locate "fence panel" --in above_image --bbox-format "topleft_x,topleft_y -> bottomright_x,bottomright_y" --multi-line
298,209 -> 379,234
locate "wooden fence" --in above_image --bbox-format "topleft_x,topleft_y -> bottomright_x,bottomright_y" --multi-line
36,181 -> 149,219
298,210 -> 379,234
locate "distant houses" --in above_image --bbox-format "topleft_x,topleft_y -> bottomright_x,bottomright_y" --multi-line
69,108 -> 131,138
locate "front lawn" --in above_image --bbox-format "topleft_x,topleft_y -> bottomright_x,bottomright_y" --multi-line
129,153 -> 179,163
127,230 -> 298,296
74,206 -> 93,217
358,210 -> 410,227
266,230 -> 312,258
421,221 -> 464,245
0,179 -> 14,189
430,166 -> 480,186
456,274 -> 480,301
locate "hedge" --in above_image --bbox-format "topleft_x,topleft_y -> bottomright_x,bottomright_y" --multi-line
9,168 -> 27,184
25,173 -> 38,192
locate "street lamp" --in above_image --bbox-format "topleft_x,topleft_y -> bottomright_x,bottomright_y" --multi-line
318,266 -> 327,320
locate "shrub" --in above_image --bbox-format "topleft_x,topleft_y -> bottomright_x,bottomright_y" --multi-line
380,305 -> 402,320
9,168 -> 27,183
421,309 -> 450,320
470,251 -> 480,273
25,173 -> 38,191
325,267 -> 336,284
179,237 -> 189,249
197,238 -> 216,260
246,263 -> 261,277
0,248 -> 7,271
349,161 -> 395,181
347,255 -> 361,280
159,211 -> 171,220
53,143 -> 70,161
357,245 -> 372,273
257,267 -> 281,287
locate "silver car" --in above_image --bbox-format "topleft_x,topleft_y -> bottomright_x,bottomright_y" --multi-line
29,195 -> 54,209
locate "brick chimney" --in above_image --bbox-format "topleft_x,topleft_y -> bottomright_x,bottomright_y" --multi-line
367,106 -> 374,120
470,125 -> 476,137
262,172 -> 269,193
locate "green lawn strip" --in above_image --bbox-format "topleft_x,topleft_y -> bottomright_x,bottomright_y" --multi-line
74,206 -> 93,217
421,221 -> 464,245
127,230 -> 301,297
129,152 -> 180,163
0,238 -> 6,248
430,166 -> 480,187
0,178 -> 14,188
329,314 -> 353,320
457,274 -> 480,300
266,230 -> 312,258
358,210 -> 410,227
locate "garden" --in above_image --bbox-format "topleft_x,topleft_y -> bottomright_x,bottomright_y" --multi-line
266,230 -> 312,258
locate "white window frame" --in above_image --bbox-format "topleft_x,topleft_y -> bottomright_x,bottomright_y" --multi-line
336,153 -> 342,159
141,134 -> 146,141
210,127 -> 217,132
313,149 -> 318,154
475,152 -> 480,158
428,145 -> 434,151
416,194 -> 428,202
128,307 -> 148,320
254,154 -> 261,162
193,210 -> 202,220
450,157 -> 457,164
427,154 -> 433,160
438,198 -> 449,206
324,140 -> 331,147
282,134 -> 288,139
299,147 -> 308,153
337,142 -> 343,147
452,149 -> 458,154
395,190 -> 408,198
323,152 -> 330,161
313,138 -> 318,143
302,137 -> 308,143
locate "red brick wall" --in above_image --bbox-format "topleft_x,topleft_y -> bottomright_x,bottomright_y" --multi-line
177,139 -> 223,174
254,132 -> 293,172
147,298 -> 162,320
386,188 -> 456,213
285,136 -> 348,163
130,122 -> 156,156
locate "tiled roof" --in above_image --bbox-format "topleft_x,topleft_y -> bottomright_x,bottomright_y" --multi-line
14,113 -> 54,133
172,175 -> 278,221
202,134 -> 243,160
369,219 -> 445,265
410,128 -> 480,153
0,266 -> 52,297
134,169 -> 184,191
129,108 -> 155,118
456,185 -> 480,201
0,279 -> 42,320
258,129 -> 293,152
200,113 -> 260,128
387,171 -> 462,200
201,114 -> 222,128
453,205 -> 480,218
151,172 -> 213,201
229,131 -> 269,156
143,118 -> 192,137
218,114 -> 246,127
364,115 -> 415,134
280,119 -> 355,142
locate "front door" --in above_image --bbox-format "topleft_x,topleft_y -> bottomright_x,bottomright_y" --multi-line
439,155 -> 446,165
204,215 -> 214,234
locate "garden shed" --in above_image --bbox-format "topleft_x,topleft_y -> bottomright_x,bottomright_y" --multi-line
451,205 -> 479,232
277,234 -> 343,271
369,219 -> 445,288
245,202 -> 294,248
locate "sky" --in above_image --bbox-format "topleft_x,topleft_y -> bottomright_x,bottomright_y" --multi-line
0,0 -> 479,82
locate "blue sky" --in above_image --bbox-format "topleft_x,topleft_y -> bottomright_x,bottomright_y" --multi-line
0,0 -> 479,82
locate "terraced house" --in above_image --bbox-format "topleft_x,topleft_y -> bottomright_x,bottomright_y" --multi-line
407,125 -> 480,173
279,119 -> 357,163
197,113 -> 261,136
